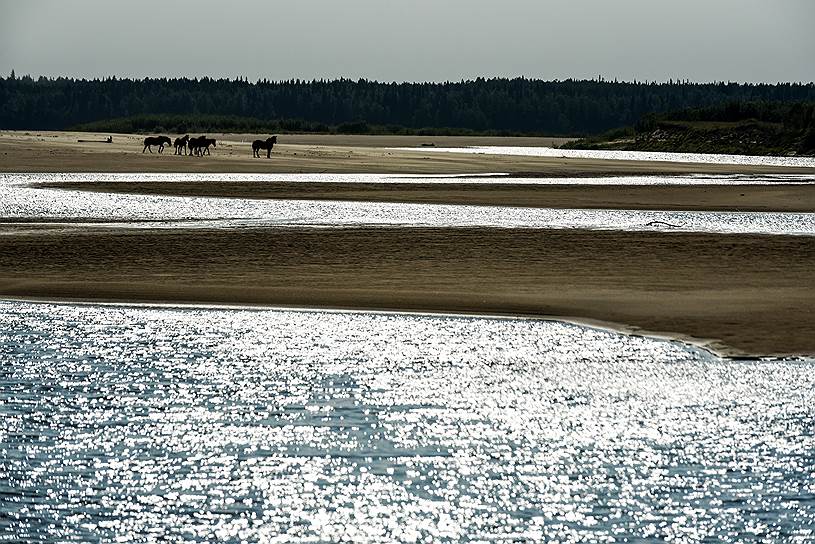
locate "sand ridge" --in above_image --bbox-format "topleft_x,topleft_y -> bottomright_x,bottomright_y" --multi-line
0,225 -> 813,358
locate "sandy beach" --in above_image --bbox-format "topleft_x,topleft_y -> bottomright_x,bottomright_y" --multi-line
0,225 -> 812,358
4,130 -> 815,176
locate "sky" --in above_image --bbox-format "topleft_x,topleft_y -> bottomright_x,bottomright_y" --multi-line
1,0 -> 813,83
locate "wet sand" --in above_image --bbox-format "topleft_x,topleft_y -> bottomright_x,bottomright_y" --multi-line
41,180 -> 815,212
4,130 -> 815,176
1,225 -> 812,358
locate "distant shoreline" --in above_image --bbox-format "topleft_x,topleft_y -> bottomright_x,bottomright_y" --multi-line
3,131 -> 815,176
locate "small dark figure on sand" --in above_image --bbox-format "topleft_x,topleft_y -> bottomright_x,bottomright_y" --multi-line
252,136 -> 278,158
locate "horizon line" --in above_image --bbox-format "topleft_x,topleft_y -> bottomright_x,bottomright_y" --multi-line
5,71 -> 815,87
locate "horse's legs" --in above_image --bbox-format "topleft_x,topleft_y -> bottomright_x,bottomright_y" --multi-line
267,148 -> 271,158
143,144 -> 148,153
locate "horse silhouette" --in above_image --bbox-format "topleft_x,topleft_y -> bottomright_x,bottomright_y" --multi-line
201,137 -> 217,156
252,136 -> 278,158
143,136 -> 171,153
188,136 -> 202,156
174,135 -> 190,155
188,136 -> 216,157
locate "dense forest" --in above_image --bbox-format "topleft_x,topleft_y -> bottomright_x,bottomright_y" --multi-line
2,73 -> 815,135
565,101 -> 815,155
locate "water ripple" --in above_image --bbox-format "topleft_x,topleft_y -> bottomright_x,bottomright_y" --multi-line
1,301 -> 814,542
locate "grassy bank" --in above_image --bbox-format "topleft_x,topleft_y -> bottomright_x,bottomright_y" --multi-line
565,101 -> 815,156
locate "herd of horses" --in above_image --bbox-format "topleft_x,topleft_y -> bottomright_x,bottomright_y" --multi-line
141,135 -> 278,157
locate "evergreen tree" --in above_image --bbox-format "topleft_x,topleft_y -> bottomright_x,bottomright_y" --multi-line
1,75 -> 814,135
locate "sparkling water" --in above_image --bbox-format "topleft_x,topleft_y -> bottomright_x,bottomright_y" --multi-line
1,301 -> 814,542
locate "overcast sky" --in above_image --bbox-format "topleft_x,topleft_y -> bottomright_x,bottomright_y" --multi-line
2,0 -> 813,83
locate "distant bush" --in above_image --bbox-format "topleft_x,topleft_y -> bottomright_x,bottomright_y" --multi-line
565,101 -> 815,156
337,121 -> 369,134
71,114 -> 548,137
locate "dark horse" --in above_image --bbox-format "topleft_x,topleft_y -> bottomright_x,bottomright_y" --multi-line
143,136 -> 171,153
188,136 -> 216,157
252,136 -> 278,158
174,135 -> 190,155
201,137 -> 216,156
188,136 -> 203,156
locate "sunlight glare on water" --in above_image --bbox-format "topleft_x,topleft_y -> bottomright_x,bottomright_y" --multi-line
1,301 -> 814,542
399,146 -> 815,168
3,172 -> 815,185
1,174 -> 814,236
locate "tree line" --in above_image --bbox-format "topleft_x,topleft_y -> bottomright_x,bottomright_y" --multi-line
2,72 -> 815,135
